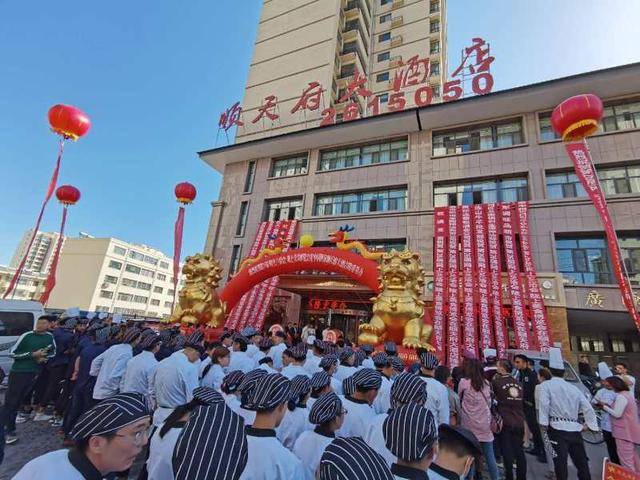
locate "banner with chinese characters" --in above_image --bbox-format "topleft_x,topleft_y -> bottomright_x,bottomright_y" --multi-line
565,142 -> 640,332
432,202 -> 550,363
602,459 -> 640,480
225,220 -> 298,331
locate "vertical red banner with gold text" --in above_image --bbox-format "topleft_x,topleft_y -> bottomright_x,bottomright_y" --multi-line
486,203 -> 507,356
565,141 -> 640,332
501,203 -> 530,349
516,201 -> 551,350
447,207 -> 460,367
460,206 -> 477,356
433,208 -> 449,356
474,204 -> 493,351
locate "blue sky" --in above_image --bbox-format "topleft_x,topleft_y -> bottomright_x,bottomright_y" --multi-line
1,1 -> 639,265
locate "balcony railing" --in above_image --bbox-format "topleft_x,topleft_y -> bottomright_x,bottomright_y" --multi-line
392,0 -> 404,9
391,35 -> 403,47
391,15 -> 403,28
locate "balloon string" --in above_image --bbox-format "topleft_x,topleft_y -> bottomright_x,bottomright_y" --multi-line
4,137 -> 65,299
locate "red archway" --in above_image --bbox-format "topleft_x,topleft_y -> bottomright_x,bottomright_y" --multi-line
219,247 -> 380,311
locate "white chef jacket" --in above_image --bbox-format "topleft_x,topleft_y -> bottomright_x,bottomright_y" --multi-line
330,376 -> 342,395
13,449 -> 90,480
239,406 -> 257,426
228,350 -> 256,373
151,351 -> 199,427
240,428 -> 308,480
246,343 -> 260,359
276,406 -> 312,450
373,375 -> 392,414
293,429 -> 334,479
201,363 -> 226,391
337,396 -> 375,437
538,377 -> 598,432
361,357 -> 375,369
592,388 -> 617,432
334,365 -> 357,384
254,350 -> 266,364
147,423 -> 184,480
259,363 -> 278,374
90,343 -> 133,400
303,354 -> 322,375
223,392 -> 242,413
419,374 -> 450,425
120,350 -> 158,407
198,356 -> 212,377
281,364 -> 310,380
365,412 -> 396,466
269,343 -> 288,371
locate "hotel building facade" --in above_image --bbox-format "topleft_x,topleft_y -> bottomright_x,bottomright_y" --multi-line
201,63 -> 640,368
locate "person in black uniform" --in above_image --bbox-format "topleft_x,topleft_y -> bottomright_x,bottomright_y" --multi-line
513,354 -> 545,463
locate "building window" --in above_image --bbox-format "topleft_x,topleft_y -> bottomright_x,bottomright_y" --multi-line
314,187 -> 407,216
100,290 -> 113,299
95,306 -> 110,312
434,176 -> 529,206
121,278 -> 137,287
432,85 -> 440,97
144,255 -> 158,266
236,201 -> 249,236
168,289 -> 175,296
538,112 -> 561,142
620,237 -> 640,286
264,198 -> 303,221
104,275 -> 118,284
578,336 -> 605,352
368,238 -> 407,251
555,237 -> 614,285
600,99 -> 640,133
430,62 -> 440,76
108,260 -> 122,270
150,299 -> 160,306
159,261 -> 170,270
137,282 -> 151,291
125,264 -> 141,275
546,165 -> 640,199
430,20 -> 440,33
270,155 -> 308,178
430,1 -> 440,13
129,250 -> 145,262
430,40 -> 440,54
157,273 -> 167,281
117,293 -> 134,302
113,245 -> 126,256
379,93 -> 389,103
164,301 -> 172,308
381,0 -> 392,4
611,337 -> 628,353
140,268 -> 154,278
153,286 -> 163,294
244,160 -> 256,193
376,72 -> 389,83
432,118 -> 524,156
133,295 -> 148,304
380,13 -> 392,23
319,138 -> 408,171
377,51 -> 390,62
229,245 -> 242,277
379,32 -> 391,42
340,64 -> 355,78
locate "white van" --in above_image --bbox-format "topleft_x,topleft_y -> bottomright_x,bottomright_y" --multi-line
0,300 -> 45,382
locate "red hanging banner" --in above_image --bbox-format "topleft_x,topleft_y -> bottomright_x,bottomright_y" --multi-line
460,206 -> 477,356
500,203 -> 530,349
486,203 -> 507,356
39,206 -> 68,305
447,207 -> 460,367
473,204 -> 493,351
172,206 -> 185,311
432,207 -> 449,355
565,141 -> 640,331
516,201 -> 551,350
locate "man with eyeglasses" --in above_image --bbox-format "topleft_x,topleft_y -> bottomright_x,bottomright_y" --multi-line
14,392 -> 151,479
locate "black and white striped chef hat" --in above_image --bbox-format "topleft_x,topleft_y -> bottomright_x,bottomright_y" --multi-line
310,371 -> 331,390
384,341 -> 398,355
353,350 -> 366,368
360,344 -> 374,354
95,327 -> 110,345
320,354 -> 338,370
193,386 -> 225,406
309,392 -> 343,425
243,373 -> 291,412
391,372 -> 427,406
122,328 -> 141,344
239,369 -> 268,406
420,352 -> 439,370
258,338 -> 273,350
383,403 -> 437,462
139,333 -> 161,351
222,371 -> 245,394
289,375 -> 311,399
352,368 -> 382,390
173,404 -> 248,480
70,392 -> 150,441
319,437 -> 394,480
342,376 -> 356,396
185,330 -> 204,346
372,352 -> 391,368
391,356 -> 406,373
291,345 -> 307,360
339,347 -> 355,362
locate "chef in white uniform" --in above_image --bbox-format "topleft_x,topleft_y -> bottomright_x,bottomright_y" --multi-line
14,393 -> 151,480
254,338 -> 273,364
172,401 -> 248,480
220,370 -> 245,413
281,345 -> 310,379
276,375 -> 312,450
319,354 -> 342,394
365,372 -> 428,466
201,346 -> 230,391
90,328 -> 142,401
334,347 -> 358,386
258,356 -> 278,373
372,352 -> 394,414
146,387 -> 223,480
360,344 -> 375,369
228,335 -> 257,373
120,333 -> 161,407
390,356 -> 406,376
304,338 -> 324,375
239,373 -> 307,480
241,326 -> 262,361
293,392 -> 345,479
417,352 -> 450,426
268,331 -> 288,371
308,371 -> 332,410
238,368 -> 268,426
338,368 -> 381,437
318,436 -> 394,480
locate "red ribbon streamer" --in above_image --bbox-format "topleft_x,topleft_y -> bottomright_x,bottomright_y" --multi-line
4,138 -> 65,299
565,141 -> 640,331
486,203 -> 508,357
432,207 -> 448,355
461,205 -> 477,356
172,205 -> 185,311
39,206 -> 68,305
473,204 -> 493,352
446,207 -> 460,367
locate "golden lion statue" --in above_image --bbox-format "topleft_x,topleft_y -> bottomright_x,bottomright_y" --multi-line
168,254 -> 226,328
358,250 -> 434,350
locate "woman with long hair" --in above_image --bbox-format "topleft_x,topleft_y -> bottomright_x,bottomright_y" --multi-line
201,346 -> 230,390
458,357 -> 499,480
601,376 -> 640,472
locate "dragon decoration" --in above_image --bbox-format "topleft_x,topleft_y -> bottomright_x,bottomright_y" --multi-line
165,225 -> 434,351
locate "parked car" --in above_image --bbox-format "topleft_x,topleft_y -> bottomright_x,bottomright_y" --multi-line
0,300 -> 44,383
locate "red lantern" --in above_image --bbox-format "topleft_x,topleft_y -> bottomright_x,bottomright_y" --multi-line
56,185 -> 81,206
174,182 -> 197,204
48,104 -> 91,141
550,94 -> 603,141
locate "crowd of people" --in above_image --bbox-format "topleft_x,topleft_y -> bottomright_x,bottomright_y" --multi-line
2,314 -> 639,479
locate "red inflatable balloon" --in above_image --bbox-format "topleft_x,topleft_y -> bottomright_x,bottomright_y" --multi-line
550,94 -> 603,141
55,185 -> 81,206
48,104 -> 91,140
175,182 -> 197,204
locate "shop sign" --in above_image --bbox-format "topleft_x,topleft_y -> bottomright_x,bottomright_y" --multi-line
307,298 -> 348,311
585,290 -> 605,308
